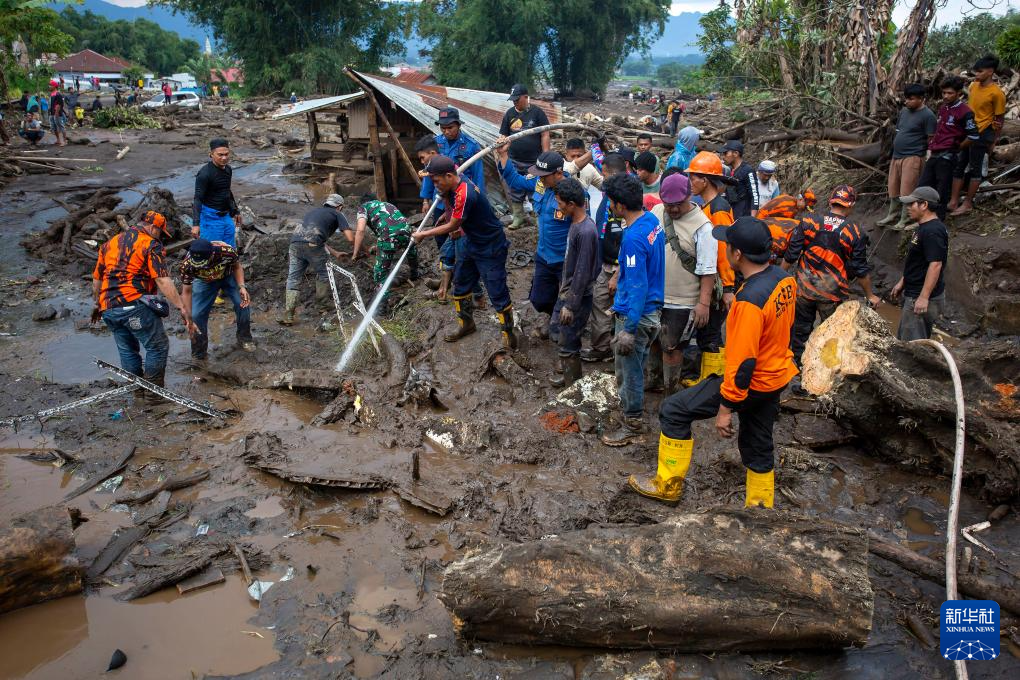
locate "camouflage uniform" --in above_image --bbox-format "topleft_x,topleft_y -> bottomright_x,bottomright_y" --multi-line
357,200 -> 419,298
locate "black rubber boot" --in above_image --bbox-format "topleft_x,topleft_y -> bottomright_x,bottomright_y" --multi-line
497,304 -> 518,350
549,354 -> 582,389
444,294 -> 477,342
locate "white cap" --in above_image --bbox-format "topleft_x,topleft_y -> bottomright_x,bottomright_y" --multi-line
758,160 -> 777,174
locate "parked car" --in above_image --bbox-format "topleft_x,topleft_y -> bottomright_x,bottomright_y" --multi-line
141,91 -> 203,111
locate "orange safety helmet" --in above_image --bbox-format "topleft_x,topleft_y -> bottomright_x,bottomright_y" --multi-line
687,150 -> 726,177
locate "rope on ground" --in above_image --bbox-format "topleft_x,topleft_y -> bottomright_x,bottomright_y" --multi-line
911,338 -> 967,680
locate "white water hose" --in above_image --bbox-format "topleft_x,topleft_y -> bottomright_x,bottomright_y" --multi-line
912,338 -> 967,680
335,122 -> 592,371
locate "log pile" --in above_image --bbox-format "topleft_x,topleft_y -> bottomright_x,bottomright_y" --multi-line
23,186 -> 187,261
801,301 -> 1020,502
0,506 -> 84,616
440,509 -> 874,651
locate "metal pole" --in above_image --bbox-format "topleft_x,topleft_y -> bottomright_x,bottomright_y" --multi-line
336,122 -> 591,371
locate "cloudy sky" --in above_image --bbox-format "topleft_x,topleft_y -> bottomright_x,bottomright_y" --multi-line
104,0 -> 1016,27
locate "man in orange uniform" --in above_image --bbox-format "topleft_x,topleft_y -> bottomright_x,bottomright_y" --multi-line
92,211 -> 196,390
628,216 -> 798,506
783,185 -> 880,370
684,150 -> 736,387
756,194 -> 801,264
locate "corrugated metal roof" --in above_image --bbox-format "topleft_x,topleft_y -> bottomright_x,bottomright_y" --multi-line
271,92 -> 365,120
394,68 -> 434,85
354,71 -> 561,149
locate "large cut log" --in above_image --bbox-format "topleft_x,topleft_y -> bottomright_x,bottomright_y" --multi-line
0,506 -> 84,615
439,509 -> 873,651
802,301 -> 1020,502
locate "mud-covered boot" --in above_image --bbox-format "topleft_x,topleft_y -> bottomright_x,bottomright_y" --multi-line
681,349 -> 725,388
277,290 -> 299,326
508,201 -> 526,231
745,468 -> 775,508
428,270 -> 453,301
876,198 -> 900,226
497,304 -> 518,350
549,353 -> 582,389
140,370 -> 166,406
315,281 -> 331,306
601,416 -> 648,447
891,205 -> 912,231
663,361 -> 684,396
628,434 -> 693,504
444,294 -> 477,342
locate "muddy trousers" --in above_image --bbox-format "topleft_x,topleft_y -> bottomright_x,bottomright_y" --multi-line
102,304 -> 169,381
790,297 -> 837,366
530,255 -> 564,338
373,244 -> 419,301
615,312 -> 660,419
452,243 -> 511,310
190,276 -> 252,359
286,241 -> 328,290
659,375 -> 783,473
588,266 -> 616,352
439,236 -> 483,298
558,295 -> 594,356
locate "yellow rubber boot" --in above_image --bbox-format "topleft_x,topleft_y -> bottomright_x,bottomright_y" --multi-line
628,434 -> 693,503
744,469 -> 775,508
682,349 -> 726,388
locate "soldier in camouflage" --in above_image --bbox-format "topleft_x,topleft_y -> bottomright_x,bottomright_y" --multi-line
352,194 -> 419,311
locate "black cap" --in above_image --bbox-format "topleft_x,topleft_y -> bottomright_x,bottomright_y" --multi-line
618,147 -> 636,166
508,84 -> 528,101
713,216 -> 772,264
528,151 -> 564,177
209,137 -> 229,151
425,154 -> 457,176
635,151 -> 658,173
435,106 -> 461,126
189,238 -> 214,258
721,140 -> 744,154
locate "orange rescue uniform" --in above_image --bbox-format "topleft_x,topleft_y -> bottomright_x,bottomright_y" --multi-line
93,227 -> 168,311
702,195 -> 735,292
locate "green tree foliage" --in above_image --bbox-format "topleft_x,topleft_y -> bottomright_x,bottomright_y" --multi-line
161,0 -> 404,95
418,0 -> 670,95
0,0 -> 77,100
544,0 -> 671,95
417,0 -> 548,92
696,1 -> 736,84
621,58 -> 654,77
923,10 -> 1020,69
54,8 -> 201,76
181,53 -> 231,86
997,25 -> 1020,70
655,62 -> 689,87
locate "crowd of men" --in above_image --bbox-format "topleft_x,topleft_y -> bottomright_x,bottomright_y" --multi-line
91,54 -> 1008,509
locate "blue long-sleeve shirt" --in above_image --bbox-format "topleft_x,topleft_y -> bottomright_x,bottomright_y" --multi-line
420,175 -> 444,214
499,160 -> 573,264
436,131 -> 485,194
611,210 -> 665,333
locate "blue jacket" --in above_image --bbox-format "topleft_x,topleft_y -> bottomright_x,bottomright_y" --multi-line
611,211 -> 665,333
420,175 -> 444,214
436,131 -> 485,194
499,160 -> 572,264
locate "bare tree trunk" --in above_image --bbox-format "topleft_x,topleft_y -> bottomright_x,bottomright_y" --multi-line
886,0 -> 939,100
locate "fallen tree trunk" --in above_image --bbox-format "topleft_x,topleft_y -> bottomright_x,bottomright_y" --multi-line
802,301 -> 1020,502
0,506 -> 84,615
440,509 -> 873,651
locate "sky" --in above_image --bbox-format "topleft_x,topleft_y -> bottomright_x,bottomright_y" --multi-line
104,0 -> 1017,27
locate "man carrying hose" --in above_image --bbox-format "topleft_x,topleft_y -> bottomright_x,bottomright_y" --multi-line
352,194 -> 418,315
413,155 -> 518,349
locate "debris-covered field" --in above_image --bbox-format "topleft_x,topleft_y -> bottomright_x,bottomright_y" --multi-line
1,91 -> 1019,680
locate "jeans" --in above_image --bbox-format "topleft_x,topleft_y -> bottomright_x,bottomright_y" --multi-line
439,237 -> 483,297
102,304 -> 169,379
286,241 -> 328,290
659,375 -> 783,473
199,204 -> 236,247
897,294 -> 945,341
558,295 -> 594,356
190,276 -> 252,358
615,311 -> 660,419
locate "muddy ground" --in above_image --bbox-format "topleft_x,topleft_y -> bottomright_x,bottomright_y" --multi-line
1,93 -> 1019,680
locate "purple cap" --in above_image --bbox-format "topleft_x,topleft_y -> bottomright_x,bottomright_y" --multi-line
659,173 -> 691,203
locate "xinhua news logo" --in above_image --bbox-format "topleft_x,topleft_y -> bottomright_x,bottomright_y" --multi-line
940,600 -> 1000,661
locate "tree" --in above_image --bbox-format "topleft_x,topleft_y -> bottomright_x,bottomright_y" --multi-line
418,0 -> 669,95
161,0 -> 405,95
997,25 -> 1020,69
696,1 -> 736,86
0,0 -> 76,102
924,10 -> 1020,69
55,9 -> 201,76
417,0 -> 548,92
656,62 -> 690,87
181,53 -> 231,86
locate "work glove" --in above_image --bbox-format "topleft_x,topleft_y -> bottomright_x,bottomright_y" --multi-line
558,305 -> 574,327
90,305 -> 102,325
613,330 -> 636,356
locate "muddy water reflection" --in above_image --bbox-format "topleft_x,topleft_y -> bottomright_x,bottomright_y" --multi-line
0,576 -> 277,680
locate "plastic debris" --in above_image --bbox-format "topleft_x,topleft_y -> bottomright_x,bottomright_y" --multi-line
95,475 -> 124,493
247,580 -> 274,601
195,524 -> 210,536
109,409 -> 125,421
279,566 -> 295,582
107,648 -> 127,671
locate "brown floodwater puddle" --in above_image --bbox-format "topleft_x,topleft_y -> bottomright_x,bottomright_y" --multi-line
0,575 -> 277,680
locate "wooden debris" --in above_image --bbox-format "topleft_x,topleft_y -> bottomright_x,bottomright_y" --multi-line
63,445 -> 136,502
176,567 -> 225,594
0,506 -> 84,615
114,469 -> 209,505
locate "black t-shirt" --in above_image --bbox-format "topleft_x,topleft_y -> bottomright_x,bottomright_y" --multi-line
903,218 -> 948,298
292,206 -> 350,246
50,93 -> 67,116
499,105 -> 550,166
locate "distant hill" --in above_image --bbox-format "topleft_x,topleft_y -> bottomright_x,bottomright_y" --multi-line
47,0 -> 211,46
648,11 -> 703,57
